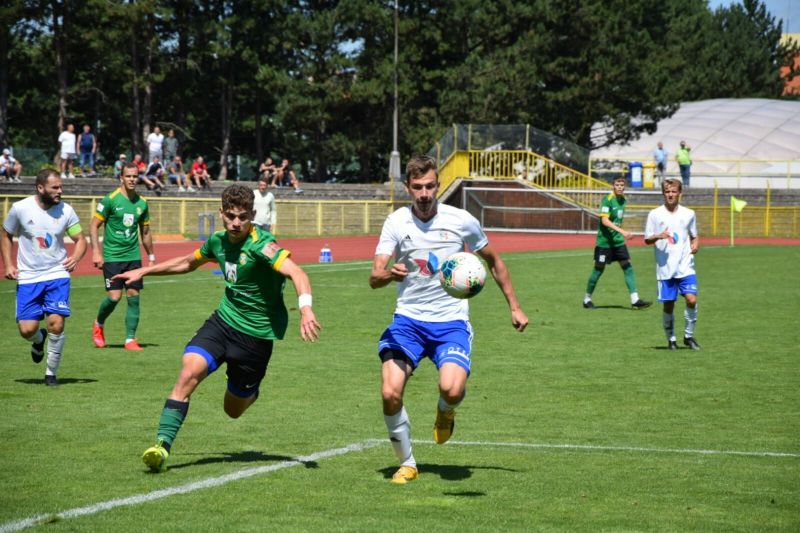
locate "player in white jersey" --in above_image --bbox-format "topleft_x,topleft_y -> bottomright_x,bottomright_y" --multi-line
1,170 -> 87,385
644,178 -> 700,351
369,155 -> 528,484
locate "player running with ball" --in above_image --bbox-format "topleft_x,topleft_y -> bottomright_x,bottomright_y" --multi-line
369,155 -> 528,485
113,184 -> 321,472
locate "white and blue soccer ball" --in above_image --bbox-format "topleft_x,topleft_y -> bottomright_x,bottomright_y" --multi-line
438,252 -> 487,299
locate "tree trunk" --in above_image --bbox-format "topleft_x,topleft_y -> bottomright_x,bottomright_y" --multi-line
130,30 -> 142,155
0,21 -> 10,148
141,14 -> 156,153
254,93 -> 263,165
218,81 -> 232,180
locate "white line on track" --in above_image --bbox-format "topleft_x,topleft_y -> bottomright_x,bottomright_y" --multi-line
0,440 -> 381,533
2,438 -> 797,532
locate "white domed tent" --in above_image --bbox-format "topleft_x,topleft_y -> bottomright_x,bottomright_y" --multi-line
591,98 -> 800,188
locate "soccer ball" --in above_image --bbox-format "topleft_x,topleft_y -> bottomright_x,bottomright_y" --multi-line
439,252 -> 487,299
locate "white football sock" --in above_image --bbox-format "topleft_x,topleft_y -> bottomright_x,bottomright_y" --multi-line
630,292 -> 640,305
663,312 -> 675,342
684,306 -> 698,338
46,332 -> 65,376
584,293 -> 592,304
438,396 -> 462,413
385,406 -> 415,468
28,329 -> 44,344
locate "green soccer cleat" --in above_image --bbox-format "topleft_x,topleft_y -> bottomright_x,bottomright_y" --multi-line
142,443 -> 169,473
433,408 -> 456,444
391,465 -> 418,485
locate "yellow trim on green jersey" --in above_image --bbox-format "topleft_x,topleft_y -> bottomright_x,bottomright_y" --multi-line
272,249 -> 290,271
93,212 -> 106,222
193,249 -> 205,261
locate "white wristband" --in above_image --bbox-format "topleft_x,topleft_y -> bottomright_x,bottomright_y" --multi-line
298,294 -> 312,309
148,254 -> 156,262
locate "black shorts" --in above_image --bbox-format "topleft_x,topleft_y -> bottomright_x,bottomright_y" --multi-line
185,311 -> 274,398
594,245 -> 630,265
103,260 -> 144,291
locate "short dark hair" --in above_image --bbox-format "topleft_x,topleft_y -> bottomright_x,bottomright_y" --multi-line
35,169 -> 59,188
121,162 -> 140,176
613,176 -> 626,183
222,184 -> 255,212
405,155 -> 437,183
662,178 -> 682,192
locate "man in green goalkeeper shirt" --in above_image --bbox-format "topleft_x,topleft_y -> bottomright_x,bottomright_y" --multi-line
112,184 -> 321,473
90,162 -> 155,350
582,176 -> 651,310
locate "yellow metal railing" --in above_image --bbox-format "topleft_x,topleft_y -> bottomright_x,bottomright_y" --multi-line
0,195 -> 394,238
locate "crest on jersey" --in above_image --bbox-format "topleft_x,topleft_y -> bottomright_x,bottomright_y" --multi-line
136,207 -> 142,215
238,252 -> 248,266
123,213 -> 134,227
224,261 -> 237,283
413,252 -> 439,277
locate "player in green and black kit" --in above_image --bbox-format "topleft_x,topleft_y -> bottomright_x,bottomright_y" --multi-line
582,176 -> 651,310
112,184 -> 321,473
90,162 -> 155,350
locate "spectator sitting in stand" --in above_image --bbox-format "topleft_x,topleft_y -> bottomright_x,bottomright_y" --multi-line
260,157 -> 277,186
132,154 -> 147,177
167,155 -> 192,192
191,156 -> 211,190
0,149 -> 23,183
142,156 -> 166,195
277,159 -> 303,194
113,154 -> 127,179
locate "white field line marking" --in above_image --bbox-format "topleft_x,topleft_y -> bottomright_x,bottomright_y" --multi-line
414,439 -> 800,458
0,440 -> 381,533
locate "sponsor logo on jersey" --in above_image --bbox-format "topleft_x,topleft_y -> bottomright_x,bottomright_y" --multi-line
123,213 -> 134,227
261,241 -> 280,260
413,252 -> 439,277
34,233 -> 54,249
224,261 -> 237,283
668,231 -> 679,244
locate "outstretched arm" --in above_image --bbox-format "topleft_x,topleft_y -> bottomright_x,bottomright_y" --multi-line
276,257 -> 321,342
476,245 -> 528,332
112,251 -> 208,286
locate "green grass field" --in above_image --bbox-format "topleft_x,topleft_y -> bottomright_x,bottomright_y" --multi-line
1,245 -> 798,532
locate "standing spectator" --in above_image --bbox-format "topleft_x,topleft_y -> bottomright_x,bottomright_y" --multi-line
90,162 -> 155,351
1,169 -> 88,386
78,124 -> 97,176
146,126 -> 164,163
191,156 -> 211,189
653,141 -> 668,184
163,129 -> 179,163
582,176 -> 651,310
253,177 -> 277,233
0,148 -> 22,183
644,178 -> 700,351
369,155 -> 528,484
278,159 -> 303,194
58,123 -> 77,179
167,155 -> 192,192
113,154 -> 127,179
675,141 -> 692,187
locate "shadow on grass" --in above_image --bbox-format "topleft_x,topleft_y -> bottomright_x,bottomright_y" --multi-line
378,463 -> 518,482
14,377 -> 98,385
587,304 -> 635,311
442,491 -> 487,497
167,450 -> 320,471
103,342 -> 159,349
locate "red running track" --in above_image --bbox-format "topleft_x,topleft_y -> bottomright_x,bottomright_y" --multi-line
2,232 -> 797,279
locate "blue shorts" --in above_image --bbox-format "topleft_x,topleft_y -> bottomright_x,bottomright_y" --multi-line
658,274 -> 698,302
16,278 -> 72,321
378,314 -> 473,374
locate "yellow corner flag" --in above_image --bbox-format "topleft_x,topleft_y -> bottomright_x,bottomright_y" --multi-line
731,196 -> 747,213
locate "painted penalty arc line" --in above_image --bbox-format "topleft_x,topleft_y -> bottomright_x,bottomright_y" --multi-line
0,440 -> 381,533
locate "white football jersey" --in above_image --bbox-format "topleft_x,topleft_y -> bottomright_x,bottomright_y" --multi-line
375,203 -> 489,321
644,204 -> 697,280
2,196 -> 80,284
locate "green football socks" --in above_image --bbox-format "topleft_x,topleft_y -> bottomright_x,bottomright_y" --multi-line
157,399 -> 189,452
125,295 -> 140,340
586,267 -> 603,294
96,296 -> 120,325
622,263 -> 638,294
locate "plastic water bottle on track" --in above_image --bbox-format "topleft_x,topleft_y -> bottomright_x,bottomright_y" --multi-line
319,244 -> 332,263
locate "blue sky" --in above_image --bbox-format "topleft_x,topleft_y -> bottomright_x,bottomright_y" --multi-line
708,0 -> 799,32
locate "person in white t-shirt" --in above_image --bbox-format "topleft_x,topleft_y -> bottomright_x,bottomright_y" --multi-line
369,154 -> 529,485
0,148 -> 23,182
57,123 -> 77,179
644,178 -> 700,351
146,126 -> 164,163
253,177 -> 276,232
1,169 -> 87,386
